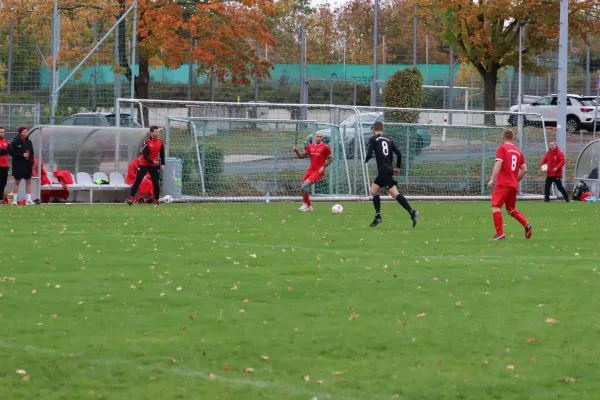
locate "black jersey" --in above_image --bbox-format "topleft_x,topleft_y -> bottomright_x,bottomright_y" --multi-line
364,134 -> 402,174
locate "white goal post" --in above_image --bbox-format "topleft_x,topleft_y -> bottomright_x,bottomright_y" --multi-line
116,98 -> 552,202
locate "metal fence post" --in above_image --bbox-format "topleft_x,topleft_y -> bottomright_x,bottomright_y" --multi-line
480,131 -> 486,195
466,126 -> 471,193
273,122 -> 279,194
405,126 -> 410,184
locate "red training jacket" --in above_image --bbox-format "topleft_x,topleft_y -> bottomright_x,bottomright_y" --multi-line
539,147 -> 566,178
0,138 -> 9,167
139,138 -> 165,167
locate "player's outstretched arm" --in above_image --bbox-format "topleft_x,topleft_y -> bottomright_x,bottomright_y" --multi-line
518,164 -> 527,182
364,140 -> 374,163
292,146 -> 308,159
392,142 -> 402,171
488,160 -> 503,188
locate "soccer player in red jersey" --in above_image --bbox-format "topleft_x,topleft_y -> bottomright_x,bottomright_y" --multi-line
127,126 -> 165,208
293,131 -> 333,211
487,129 -> 532,240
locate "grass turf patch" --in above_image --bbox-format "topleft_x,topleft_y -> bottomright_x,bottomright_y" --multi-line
1,201 -> 599,399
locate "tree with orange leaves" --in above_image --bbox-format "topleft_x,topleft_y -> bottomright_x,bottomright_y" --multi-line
420,0 -> 600,114
1,0 -> 275,111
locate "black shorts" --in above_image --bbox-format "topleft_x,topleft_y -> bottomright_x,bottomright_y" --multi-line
12,164 -> 32,180
374,173 -> 397,190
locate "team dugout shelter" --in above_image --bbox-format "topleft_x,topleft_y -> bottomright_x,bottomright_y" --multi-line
19,125 -> 152,203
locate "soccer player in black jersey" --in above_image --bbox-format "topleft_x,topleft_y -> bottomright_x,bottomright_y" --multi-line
364,121 -> 418,228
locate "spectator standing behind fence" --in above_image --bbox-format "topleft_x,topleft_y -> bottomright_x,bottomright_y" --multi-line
540,141 -> 570,203
0,127 -> 9,203
10,127 -> 35,205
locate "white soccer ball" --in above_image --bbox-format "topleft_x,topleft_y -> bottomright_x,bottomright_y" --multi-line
331,204 -> 343,214
541,164 -> 548,172
163,195 -> 173,204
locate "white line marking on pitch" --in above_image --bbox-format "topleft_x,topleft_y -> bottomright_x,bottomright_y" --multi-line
0,341 -> 363,399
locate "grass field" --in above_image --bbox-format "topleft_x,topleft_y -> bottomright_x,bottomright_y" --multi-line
1,201 -> 600,400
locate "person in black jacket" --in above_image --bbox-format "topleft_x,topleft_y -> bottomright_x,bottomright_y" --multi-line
11,126 -> 35,205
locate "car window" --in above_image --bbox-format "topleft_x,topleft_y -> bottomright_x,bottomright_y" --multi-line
74,116 -> 99,126
566,98 -> 572,106
59,117 -> 75,125
533,97 -> 553,106
340,116 -> 357,127
580,99 -> 598,106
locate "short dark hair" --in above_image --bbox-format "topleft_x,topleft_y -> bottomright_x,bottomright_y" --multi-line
503,129 -> 514,140
0,126 -> 4,130
373,121 -> 384,132
150,125 -> 159,132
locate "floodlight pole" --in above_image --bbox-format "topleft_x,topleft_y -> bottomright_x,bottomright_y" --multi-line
50,0 -> 60,125
51,2 -> 136,125
371,0 -> 379,106
556,0 -> 568,184
517,23 -> 525,150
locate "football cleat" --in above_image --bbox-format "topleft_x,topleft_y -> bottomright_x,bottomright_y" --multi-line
126,199 -> 133,206
491,234 -> 506,241
370,214 -> 382,227
525,223 -> 532,239
298,204 -> 308,211
411,210 -> 419,227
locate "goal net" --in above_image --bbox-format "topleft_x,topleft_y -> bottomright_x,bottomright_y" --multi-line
117,99 -> 549,202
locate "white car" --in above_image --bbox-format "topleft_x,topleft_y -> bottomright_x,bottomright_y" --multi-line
508,94 -> 598,132
304,112 -> 383,154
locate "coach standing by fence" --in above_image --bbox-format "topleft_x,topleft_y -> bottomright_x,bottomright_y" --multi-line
540,140 -> 569,203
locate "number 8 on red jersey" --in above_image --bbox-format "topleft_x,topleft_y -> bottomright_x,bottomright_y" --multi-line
495,143 -> 525,189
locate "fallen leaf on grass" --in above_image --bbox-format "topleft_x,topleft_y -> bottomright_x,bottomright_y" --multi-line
545,318 -> 558,324
348,312 -> 359,321
168,357 -> 176,363
245,368 -> 254,373
416,313 -> 426,318
189,315 -> 196,320
231,285 -> 238,290
242,298 -> 249,303
32,289 -> 37,294
130,284 -> 136,290
558,376 -> 577,383
16,369 -> 27,375
223,364 -> 232,371
455,301 -> 462,307
333,370 -> 347,376
260,355 -> 269,361
304,375 -> 310,382
506,365 -> 515,371
208,373 -> 216,380
317,380 -> 324,385
176,286 -> 182,291
525,337 -> 538,343
78,301 -> 85,305
249,253 -> 257,258
23,374 -> 30,381
239,309 -> 246,313
150,376 -> 157,381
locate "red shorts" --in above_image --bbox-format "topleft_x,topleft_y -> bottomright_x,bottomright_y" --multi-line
491,185 -> 518,210
302,169 -> 324,185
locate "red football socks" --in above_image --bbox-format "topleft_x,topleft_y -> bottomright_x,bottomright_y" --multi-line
510,210 -> 528,227
493,211 -> 504,236
303,192 -> 311,207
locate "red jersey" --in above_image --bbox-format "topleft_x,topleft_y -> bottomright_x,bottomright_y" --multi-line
495,143 -> 525,189
305,142 -> 332,171
0,138 -> 9,167
140,137 -> 165,167
539,147 -> 565,178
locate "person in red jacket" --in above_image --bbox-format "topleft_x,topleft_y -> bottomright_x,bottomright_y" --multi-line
126,152 -> 154,203
539,140 -> 569,203
127,126 -> 164,207
0,127 -> 9,203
